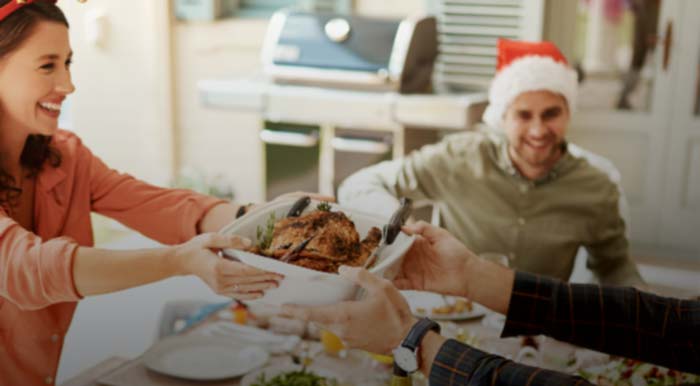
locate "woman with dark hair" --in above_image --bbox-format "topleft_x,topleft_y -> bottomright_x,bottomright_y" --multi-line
0,1 -> 297,383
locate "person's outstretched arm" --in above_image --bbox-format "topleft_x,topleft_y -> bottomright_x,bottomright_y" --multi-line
71,233 -> 280,299
501,271 -> 700,374
398,222 -> 700,375
437,254 -> 699,374
0,215 -> 281,310
282,266 -> 593,386
424,333 -> 593,386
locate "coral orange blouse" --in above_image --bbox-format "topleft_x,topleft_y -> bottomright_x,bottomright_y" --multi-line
0,130 -> 226,385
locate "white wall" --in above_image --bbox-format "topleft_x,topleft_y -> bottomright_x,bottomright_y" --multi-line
173,18 -> 269,203
60,0 -> 174,186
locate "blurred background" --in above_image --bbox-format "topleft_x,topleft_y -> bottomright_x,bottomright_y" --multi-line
55,0 -> 699,381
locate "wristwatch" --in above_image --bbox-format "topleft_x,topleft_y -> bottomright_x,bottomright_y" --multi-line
392,317 -> 441,375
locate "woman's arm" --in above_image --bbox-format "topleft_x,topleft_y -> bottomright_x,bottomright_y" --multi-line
0,213 -> 281,311
85,143 -> 229,245
73,233 -> 282,299
197,202 -> 241,234
0,216 -> 81,310
73,245 -> 177,296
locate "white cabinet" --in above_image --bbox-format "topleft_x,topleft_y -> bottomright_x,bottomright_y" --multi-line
198,78 -> 487,199
657,0 -> 700,254
546,0 -> 700,258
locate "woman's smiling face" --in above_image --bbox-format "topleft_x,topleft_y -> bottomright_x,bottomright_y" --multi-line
0,20 -> 74,137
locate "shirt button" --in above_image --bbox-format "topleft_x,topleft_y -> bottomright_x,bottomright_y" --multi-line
50,334 -> 59,343
518,217 -> 526,226
45,376 -> 53,384
519,185 -> 529,194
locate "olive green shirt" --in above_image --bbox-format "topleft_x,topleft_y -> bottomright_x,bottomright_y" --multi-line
338,130 -> 643,286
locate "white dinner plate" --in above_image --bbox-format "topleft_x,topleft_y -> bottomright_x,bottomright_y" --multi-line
142,334 -> 269,381
194,320 -> 301,354
240,363 -> 342,386
401,290 -> 488,320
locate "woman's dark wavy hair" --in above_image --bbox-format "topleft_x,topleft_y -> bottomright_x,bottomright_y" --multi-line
0,1 -> 68,212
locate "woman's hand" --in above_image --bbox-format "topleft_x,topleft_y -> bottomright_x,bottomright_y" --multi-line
174,233 -> 283,300
393,221 -> 475,298
281,266 -> 417,355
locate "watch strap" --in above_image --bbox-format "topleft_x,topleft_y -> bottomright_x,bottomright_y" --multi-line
402,317 -> 440,351
393,362 -> 409,378
392,318 -> 441,376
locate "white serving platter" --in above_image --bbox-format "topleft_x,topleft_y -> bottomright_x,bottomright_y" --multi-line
219,198 -> 414,306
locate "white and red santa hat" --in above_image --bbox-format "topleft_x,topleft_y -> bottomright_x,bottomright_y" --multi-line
0,0 -> 88,23
483,39 -> 579,129
0,0 -> 57,21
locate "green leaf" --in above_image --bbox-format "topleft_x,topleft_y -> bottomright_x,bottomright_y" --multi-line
257,212 -> 277,250
316,202 -> 332,212
249,368 -> 338,386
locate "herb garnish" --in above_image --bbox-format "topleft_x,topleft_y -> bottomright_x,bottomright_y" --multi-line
256,212 -> 276,250
316,202 -> 332,212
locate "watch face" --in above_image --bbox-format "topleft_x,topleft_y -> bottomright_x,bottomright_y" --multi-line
392,346 -> 419,373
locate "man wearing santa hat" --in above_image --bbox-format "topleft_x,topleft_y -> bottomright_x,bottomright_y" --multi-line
339,38 -> 643,286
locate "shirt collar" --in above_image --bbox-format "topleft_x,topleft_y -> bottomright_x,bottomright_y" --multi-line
488,132 -> 575,185
37,164 -> 67,193
34,135 -> 68,193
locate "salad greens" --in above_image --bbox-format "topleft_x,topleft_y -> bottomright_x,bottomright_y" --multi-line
252,368 -> 338,386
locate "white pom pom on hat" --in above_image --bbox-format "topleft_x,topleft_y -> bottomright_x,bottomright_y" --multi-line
482,39 -> 579,129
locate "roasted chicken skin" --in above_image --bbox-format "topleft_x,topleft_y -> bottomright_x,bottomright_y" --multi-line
257,210 -> 382,273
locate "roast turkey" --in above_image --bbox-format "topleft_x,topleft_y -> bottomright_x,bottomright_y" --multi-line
253,209 -> 382,273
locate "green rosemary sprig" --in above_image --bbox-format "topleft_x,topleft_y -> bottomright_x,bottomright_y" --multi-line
256,212 -> 276,250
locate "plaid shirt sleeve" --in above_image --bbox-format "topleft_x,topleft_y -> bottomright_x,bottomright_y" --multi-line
502,271 -> 700,375
430,339 -> 593,386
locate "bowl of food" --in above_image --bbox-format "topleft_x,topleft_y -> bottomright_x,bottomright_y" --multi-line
220,197 -> 414,306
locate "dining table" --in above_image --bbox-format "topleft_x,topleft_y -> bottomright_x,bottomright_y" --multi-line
59,296 -> 696,386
